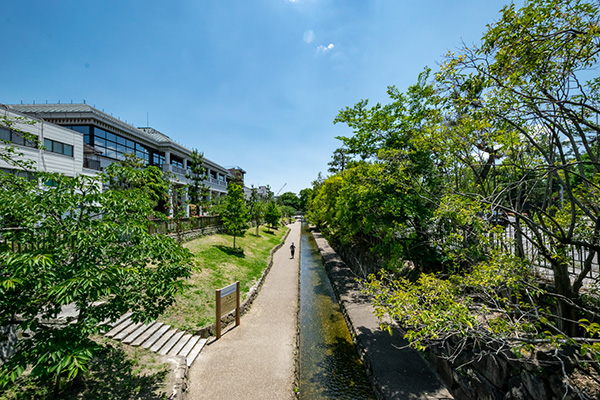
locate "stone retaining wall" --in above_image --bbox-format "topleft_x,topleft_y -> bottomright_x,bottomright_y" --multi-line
167,226 -> 225,243
0,325 -> 17,366
167,355 -> 188,400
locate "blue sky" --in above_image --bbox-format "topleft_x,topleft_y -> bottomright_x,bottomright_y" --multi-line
1,0 -> 517,195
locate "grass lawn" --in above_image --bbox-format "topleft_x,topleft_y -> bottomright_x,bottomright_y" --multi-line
159,224 -> 288,331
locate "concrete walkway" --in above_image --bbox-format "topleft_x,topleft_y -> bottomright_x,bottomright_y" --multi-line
188,221 -> 301,400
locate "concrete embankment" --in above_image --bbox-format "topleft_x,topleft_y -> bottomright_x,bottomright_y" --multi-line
311,228 -> 454,400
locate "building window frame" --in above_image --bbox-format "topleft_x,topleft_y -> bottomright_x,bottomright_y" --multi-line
0,126 -> 38,148
44,138 -> 74,157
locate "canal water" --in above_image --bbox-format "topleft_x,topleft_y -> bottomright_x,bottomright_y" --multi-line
298,223 -> 375,399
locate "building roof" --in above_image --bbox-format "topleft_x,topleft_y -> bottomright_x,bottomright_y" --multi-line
8,103 -> 191,154
7,103 -> 234,176
138,127 -> 172,143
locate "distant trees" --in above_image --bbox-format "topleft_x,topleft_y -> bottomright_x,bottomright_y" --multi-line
277,191 -> 300,212
298,188 -> 313,212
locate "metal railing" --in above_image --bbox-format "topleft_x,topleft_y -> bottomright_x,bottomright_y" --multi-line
83,158 -> 102,171
490,224 -> 599,281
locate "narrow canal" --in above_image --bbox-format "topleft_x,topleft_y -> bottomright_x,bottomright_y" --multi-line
298,223 -> 375,399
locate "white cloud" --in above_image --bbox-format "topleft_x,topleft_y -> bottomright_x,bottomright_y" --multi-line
303,30 -> 314,43
316,43 -> 334,53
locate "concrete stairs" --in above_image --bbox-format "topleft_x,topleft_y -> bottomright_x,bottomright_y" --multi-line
105,313 -> 207,367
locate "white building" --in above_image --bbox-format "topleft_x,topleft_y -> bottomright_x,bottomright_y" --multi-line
0,106 -> 86,178
2,103 -> 239,214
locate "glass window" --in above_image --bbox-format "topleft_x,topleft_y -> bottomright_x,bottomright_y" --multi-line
84,134 -> 91,144
106,141 -> 117,151
126,139 -> 135,149
117,135 -> 126,145
45,178 -> 58,187
54,142 -> 63,154
24,136 -> 37,148
106,150 -> 117,159
12,132 -> 25,145
0,127 -> 10,141
44,138 -> 53,151
106,132 -> 116,142
12,133 -> 24,146
117,144 -> 126,154
70,126 -> 90,135
95,137 -> 106,148
64,144 -> 73,157
94,128 -> 106,139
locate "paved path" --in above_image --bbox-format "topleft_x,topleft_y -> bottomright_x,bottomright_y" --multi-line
188,221 -> 301,400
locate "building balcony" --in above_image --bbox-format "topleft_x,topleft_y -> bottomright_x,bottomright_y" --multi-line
162,164 -> 189,182
83,157 -> 102,171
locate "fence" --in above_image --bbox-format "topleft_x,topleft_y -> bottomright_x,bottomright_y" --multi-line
490,224 -> 599,282
148,215 -> 222,235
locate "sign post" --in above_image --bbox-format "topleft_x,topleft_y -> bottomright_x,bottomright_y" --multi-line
215,281 -> 240,339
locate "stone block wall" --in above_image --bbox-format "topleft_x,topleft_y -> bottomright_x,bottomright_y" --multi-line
0,325 -> 17,366
429,342 -> 597,400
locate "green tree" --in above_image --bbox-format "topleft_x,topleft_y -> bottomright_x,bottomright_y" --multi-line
185,149 -> 210,216
247,186 -> 264,236
431,0 -> 600,334
221,183 -> 248,249
104,153 -> 169,210
298,188 -> 313,212
327,147 -> 352,174
279,205 -> 296,224
353,0 -> 600,389
0,165 -> 192,396
317,68 -> 443,272
277,191 -> 300,212
264,200 -> 280,232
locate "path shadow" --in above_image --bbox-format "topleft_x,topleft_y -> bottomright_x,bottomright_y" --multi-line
214,245 -> 245,258
355,325 -> 453,400
65,344 -> 169,400
6,344 -> 169,400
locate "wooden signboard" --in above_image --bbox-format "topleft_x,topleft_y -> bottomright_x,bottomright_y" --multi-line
215,281 -> 240,339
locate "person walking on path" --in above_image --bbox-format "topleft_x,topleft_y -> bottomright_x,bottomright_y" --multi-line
188,221 -> 301,400
290,242 -> 296,259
